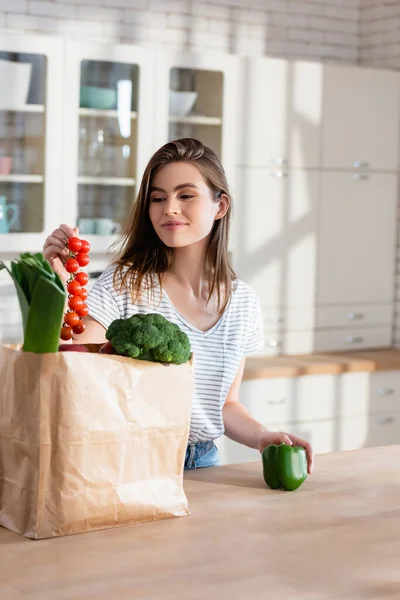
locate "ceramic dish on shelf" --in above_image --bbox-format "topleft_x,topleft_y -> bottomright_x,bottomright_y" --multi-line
169,90 -> 198,117
80,86 -> 117,110
0,60 -> 32,109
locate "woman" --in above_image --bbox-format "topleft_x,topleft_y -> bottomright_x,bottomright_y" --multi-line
43,138 -> 314,473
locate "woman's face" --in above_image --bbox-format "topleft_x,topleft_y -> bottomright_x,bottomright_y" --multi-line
148,161 -> 228,248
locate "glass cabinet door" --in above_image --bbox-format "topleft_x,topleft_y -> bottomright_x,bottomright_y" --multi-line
76,59 -> 139,236
168,68 -> 224,158
0,51 -> 46,234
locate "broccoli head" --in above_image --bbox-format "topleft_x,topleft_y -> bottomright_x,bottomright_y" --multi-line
106,313 -> 191,365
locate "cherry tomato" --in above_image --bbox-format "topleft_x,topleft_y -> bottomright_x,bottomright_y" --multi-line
73,321 -> 85,335
60,326 -> 72,341
67,280 -> 82,296
68,296 -> 83,311
77,304 -> 89,318
67,237 -> 82,253
75,271 -> 89,286
79,287 -> 88,301
64,311 -> 80,328
65,258 -> 79,273
80,239 -> 91,253
76,252 -> 90,267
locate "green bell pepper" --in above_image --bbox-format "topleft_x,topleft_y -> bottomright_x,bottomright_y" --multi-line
262,442 -> 307,491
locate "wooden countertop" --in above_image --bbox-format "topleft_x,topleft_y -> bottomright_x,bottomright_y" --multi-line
244,347 -> 400,379
1,445 -> 400,599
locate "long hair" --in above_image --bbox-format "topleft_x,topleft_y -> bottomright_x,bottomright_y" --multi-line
112,138 -> 236,314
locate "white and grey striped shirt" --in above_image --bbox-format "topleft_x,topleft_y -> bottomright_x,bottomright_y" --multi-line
86,266 -> 264,443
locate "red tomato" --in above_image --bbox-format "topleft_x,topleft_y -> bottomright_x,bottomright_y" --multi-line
79,287 -> 88,301
75,272 -> 89,286
65,258 -> 79,273
67,280 -> 82,296
76,252 -> 90,267
80,239 -> 91,253
77,304 -> 89,318
73,321 -> 85,335
64,311 -> 80,327
60,326 -> 72,341
67,237 -> 82,253
68,296 -> 83,311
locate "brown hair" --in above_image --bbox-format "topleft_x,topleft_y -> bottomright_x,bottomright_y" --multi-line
112,138 -> 236,314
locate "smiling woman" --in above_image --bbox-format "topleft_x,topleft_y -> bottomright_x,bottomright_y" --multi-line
42,138 -> 314,474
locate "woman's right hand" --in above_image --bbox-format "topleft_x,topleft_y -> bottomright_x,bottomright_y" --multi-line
43,223 -> 79,283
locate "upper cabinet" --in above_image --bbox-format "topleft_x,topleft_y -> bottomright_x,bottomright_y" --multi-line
237,58 -> 323,169
317,171 -> 397,305
153,50 -> 238,192
0,34 -> 64,253
321,65 -> 400,171
62,41 -> 156,252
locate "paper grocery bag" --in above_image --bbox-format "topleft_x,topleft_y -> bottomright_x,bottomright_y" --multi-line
0,344 -> 193,539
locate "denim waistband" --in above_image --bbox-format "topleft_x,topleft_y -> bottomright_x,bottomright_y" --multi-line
184,440 -> 220,470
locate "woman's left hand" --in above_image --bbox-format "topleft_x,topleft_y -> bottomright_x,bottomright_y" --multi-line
257,430 -> 314,475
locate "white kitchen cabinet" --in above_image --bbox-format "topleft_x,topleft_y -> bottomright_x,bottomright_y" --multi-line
0,34 -> 64,253
322,64 -> 400,171
237,57 -> 322,169
313,326 -> 392,353
339,413 -> 400,451
316,304 -> 393,330
317,172 -> 397,306
62,41 -> 156,253
216,419 -> 337,466
153,49 -> 238,197
216,369 -> 400,466
234,167 -> 319,308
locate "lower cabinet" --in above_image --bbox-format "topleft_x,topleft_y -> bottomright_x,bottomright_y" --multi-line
216,371 -> 400,466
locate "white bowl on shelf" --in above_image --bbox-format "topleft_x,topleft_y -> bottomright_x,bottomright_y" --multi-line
169,90 -> 198,117
0,60 -> 32,109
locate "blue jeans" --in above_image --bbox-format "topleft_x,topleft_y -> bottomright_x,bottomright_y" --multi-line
184,441 -> 220,470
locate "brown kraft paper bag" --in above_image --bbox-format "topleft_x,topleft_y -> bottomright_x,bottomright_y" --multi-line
0,344 -> 194,539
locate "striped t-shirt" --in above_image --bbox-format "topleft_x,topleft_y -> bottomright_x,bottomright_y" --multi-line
86,266 -> 264,444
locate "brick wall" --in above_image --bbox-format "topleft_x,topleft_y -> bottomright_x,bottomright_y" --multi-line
0,0 -> 360,64
360,0 -> 400,69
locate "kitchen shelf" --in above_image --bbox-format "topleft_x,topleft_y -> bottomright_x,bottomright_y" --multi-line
0,105 -> 45,113
78,108 -> 138,119
77,176 -> 135,186
169,115 -> 222,126
0,175 -> 44,183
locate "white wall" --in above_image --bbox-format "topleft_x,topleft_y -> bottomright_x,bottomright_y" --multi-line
0,0 -> 360,64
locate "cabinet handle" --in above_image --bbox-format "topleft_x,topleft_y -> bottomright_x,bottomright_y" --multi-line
267,398 -> 286,406
265,317 -> 284,324
376,416 -> 395,425
346,336 -> 363,344
352,161 -> 369,169
268,340 -> 281,347
346,312 -> 364,320
351,173 -> 369,181
270,170 -> 288,178
270,158 -> 288,165
377,388 -> 395,396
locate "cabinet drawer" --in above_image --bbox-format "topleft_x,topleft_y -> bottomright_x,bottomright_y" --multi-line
340,412 -> 400,451
369,371 -> 400,414
314,327 -> 391,352
240,375 -> 337,425
316,304 -> 393,329
263,306 -> 315,332
240,378 -> 293,424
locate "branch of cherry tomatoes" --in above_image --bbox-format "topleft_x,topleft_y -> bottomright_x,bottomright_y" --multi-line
60,236 -> 90,341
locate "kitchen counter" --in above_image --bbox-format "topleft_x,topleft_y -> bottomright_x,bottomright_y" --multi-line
1,445 -> 400,599
244,347 -> 400,379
